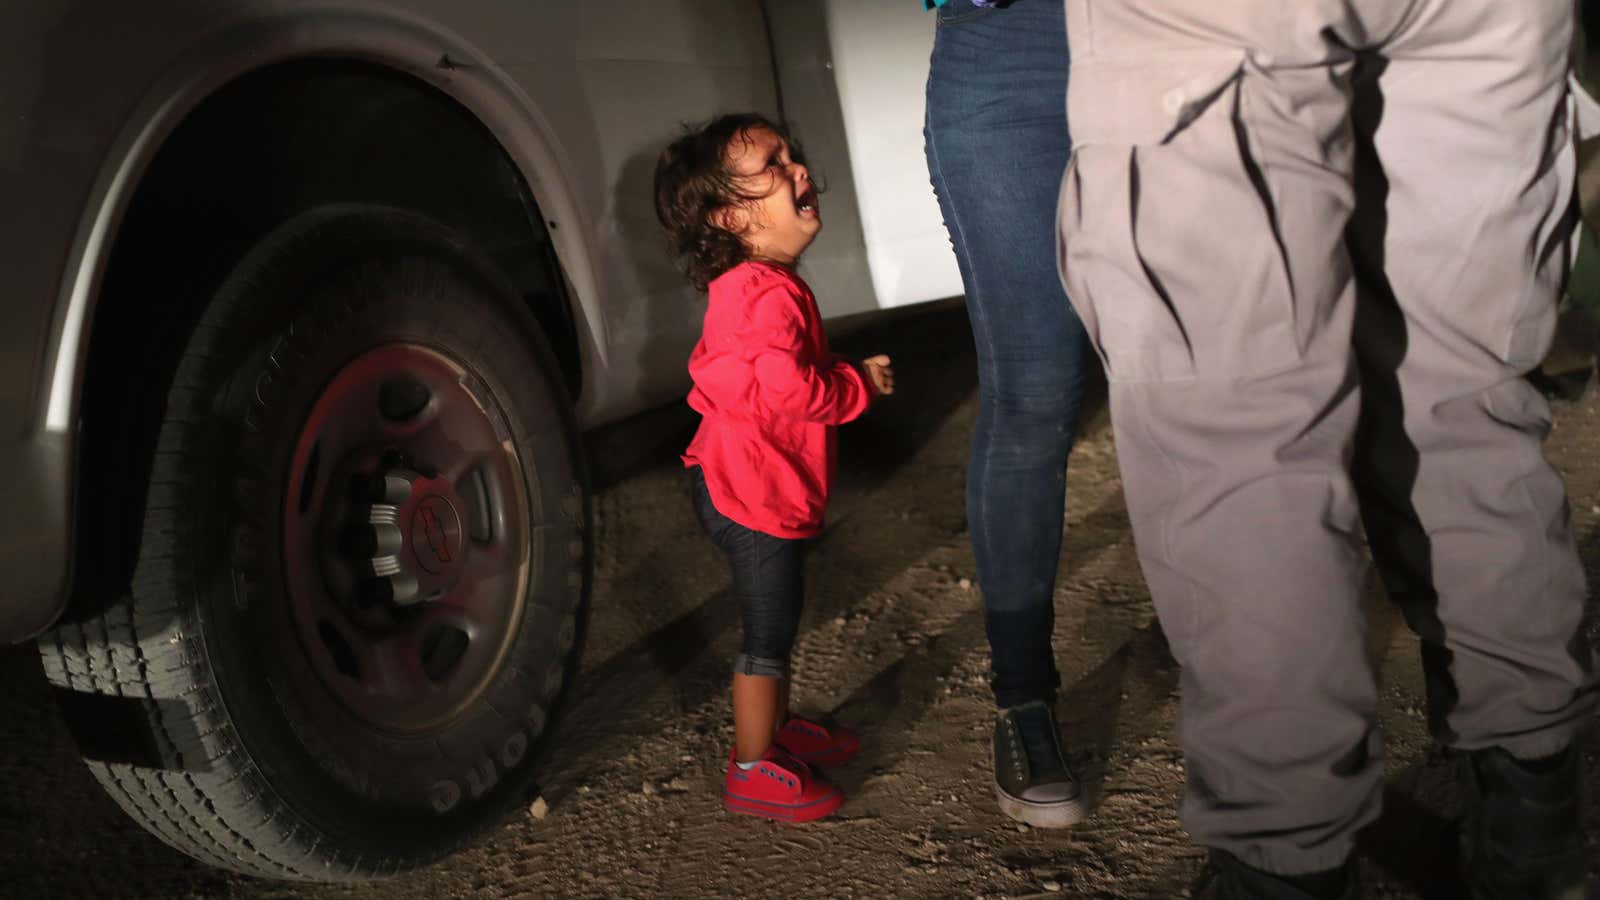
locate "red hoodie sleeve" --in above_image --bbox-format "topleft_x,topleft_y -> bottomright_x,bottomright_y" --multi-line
743,282 -> 873,425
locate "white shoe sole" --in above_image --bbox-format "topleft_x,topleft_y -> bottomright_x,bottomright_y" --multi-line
994,782 -> 1087,828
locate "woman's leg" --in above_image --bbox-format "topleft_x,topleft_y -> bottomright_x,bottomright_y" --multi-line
924,0 -> 1089,709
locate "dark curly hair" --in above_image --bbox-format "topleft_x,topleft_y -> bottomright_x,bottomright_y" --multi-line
653,113 -> 816,291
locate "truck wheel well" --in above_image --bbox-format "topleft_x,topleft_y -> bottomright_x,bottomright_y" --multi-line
72,60 -> 580,607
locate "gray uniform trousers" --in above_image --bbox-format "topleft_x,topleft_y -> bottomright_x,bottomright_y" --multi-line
1057,0 -> 1599,875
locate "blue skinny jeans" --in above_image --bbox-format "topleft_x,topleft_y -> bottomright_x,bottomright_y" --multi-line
924,0 -> 1091,708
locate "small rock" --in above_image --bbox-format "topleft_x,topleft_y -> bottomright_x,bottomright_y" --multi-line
1041,879 -> 1062,892
662,777 -> 691,793
833,616 -> 847,627
641,780 -> 657,795
578,785 -> 592,794
1590,505 -> 1599,515
1016,823 -> 1030,833
528,796 -> 549,820
958,578 -> 972,591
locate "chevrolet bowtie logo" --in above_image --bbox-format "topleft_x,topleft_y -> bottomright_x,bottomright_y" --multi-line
417,502 -> 453,563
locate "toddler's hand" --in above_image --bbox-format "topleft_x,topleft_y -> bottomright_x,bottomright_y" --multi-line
862,354 -> 894,396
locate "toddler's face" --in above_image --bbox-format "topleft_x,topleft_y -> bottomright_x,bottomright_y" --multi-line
721,125 -> 820,266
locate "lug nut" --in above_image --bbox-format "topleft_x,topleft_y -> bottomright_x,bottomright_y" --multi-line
350,473 -> 413,504
356,573 -> 419,607
380,475 -> 413,504
387,573 -> 421,606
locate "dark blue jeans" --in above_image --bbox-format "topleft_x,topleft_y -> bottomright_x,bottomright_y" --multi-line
925,0 -> 1090,708
689,466 -> 805,679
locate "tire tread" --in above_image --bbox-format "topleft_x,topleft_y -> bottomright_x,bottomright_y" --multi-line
38,205 -> 591,882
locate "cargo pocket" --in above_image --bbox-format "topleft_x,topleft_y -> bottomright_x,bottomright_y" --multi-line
1059,51 -> 1304,383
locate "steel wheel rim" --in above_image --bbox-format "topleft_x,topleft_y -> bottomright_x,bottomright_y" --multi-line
281,343 -> 532,734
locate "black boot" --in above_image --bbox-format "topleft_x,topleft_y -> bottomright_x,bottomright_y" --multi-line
1459,745 -> 1589,900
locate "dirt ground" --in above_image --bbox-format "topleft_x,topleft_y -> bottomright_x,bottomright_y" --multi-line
1,303 -> 1597,899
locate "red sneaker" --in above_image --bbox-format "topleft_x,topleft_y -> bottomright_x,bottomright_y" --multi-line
722,747 -> 844,823
774,716 -> 861,768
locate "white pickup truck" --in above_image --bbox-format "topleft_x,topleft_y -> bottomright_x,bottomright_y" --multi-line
0,1 -> 959,880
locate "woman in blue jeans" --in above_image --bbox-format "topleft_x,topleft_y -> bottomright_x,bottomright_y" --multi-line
923,0 -> 1092,827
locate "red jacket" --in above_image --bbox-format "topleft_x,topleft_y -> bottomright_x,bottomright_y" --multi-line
683,261 -> 874,538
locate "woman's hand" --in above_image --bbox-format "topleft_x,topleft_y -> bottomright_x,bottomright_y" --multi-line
862,354 -> 895,395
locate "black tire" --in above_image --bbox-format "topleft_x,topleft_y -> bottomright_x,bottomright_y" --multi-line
37,206 -> 590,881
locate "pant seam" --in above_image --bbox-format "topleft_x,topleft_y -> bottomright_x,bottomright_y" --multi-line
926,43 -> 1004,669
